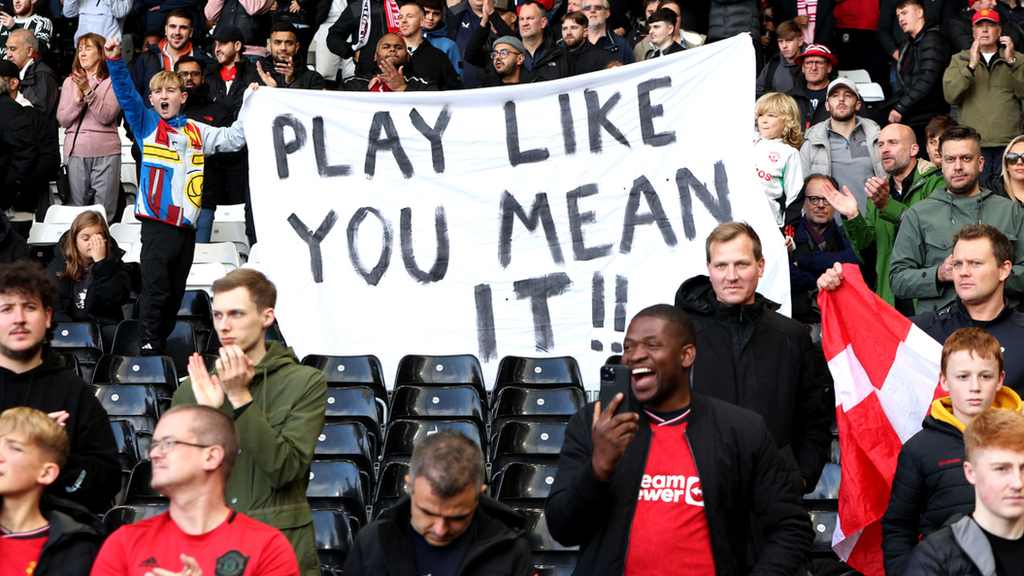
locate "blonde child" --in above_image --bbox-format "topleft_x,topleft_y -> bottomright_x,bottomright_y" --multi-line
754,92 -> 805,228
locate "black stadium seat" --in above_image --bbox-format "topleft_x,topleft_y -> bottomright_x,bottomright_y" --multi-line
177,290 -> 214,352
513,507 -> 578,568
92,355 -> 178,401
371,461 -> 409,521
494,356 -> 584,394
494,463 -> 559,504
381,419 -> 485,467
806,463 -> 841,502
389,385 -> 485,427
394,354 -> 486,406
314,423 -> 376,480
94,384 -> 160,454
490,421 -> 566,478
325,386 -> 382,440
307,460 -> 369,525
490,386 -> 584,443
51,321 -> 104,379
109,420 -> 141,472
103,504 -> 168,534
808,510 -> 838,556
312,509 -> 356,570
56,352 -> 81,377
111,320 -> 198,376
123,461 -> 168,505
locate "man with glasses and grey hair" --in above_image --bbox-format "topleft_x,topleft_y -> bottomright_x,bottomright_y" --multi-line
343,430 -> 534,576
582,0 -> 633,63
90,404 -> 301,575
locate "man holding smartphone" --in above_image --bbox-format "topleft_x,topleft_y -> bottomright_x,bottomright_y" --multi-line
943,8 -> 1024,181
545,304 -> 813,576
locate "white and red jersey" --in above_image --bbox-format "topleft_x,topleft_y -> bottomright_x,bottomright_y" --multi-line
753,134 -> 804,226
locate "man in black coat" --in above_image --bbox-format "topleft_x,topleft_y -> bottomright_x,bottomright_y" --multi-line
889,0 -> 951,151
399,2 -> 461,89
256,22 -> 326,89
343,430 -> 534,575
903,409 -> 1024,576
5,29 -> 57,123
342,33 -> 439,91
559,11 -> 612,74
674,222 -> 831,494
517,0 -> 575,81
0,77 -> 35,196
0,60 -> 56,219
0,260 -> 121,514
545,304 -> 813,575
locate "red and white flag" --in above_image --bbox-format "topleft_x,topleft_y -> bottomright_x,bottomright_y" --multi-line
818,265 -> 942,576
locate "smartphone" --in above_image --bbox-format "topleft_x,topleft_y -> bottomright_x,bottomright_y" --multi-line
599,364 -> 633,417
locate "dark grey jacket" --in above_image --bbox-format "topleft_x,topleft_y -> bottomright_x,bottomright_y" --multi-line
904,514 -> 1005,576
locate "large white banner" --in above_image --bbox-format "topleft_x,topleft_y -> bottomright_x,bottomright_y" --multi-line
242,34 -> 789,390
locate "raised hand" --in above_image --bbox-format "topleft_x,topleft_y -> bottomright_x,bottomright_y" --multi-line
187,352 -> 225,408
865,176 -> 891,211
147,554 -> 202,576
378,59 -> 407,91
590,394 -> 639,481
820,180 -> 859,219
89,233 -> 107,261
256,61 -> 278,87
47,410 -> 70,427
816,262 -> 845,292
104,36 -> 121,60
214,345 -> 255,408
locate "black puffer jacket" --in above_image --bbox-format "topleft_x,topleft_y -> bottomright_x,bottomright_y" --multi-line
341,495 -> 534,575
46,233 -> 132,328
913,299 -> 1024,396
0,94 -> 36,192
545,392 -> 814,576
881,390 -> 1022,576
893,26 -> 952,124
32,495 -> 105,576
877,0 -> 958,59
565,39 -> 614,75
674,276 -> 830,491
707,0 -> 758,42
523,34 -> 576,82
0,351 -> 121,513
904,514 -> 1001,576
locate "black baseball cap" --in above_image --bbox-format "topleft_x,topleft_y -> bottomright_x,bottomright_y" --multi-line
210,25 -> 244,44
0,60 -> 19,78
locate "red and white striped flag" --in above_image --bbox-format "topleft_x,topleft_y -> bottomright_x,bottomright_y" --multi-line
818,265 -> 942,576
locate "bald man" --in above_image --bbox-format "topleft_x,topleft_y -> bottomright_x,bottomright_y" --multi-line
819,123 -> 947,310
341,33 -> 438,91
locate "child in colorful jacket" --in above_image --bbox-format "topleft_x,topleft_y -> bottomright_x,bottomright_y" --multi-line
104,36 -> 251,355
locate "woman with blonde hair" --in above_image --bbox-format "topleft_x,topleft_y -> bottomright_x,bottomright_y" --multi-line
997,135 -> 1024,205
55,33 -> 122,221
46,211 -> 132,348
754,92 -> 805,228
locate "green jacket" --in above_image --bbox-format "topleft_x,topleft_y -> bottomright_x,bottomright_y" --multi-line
172,341 -> 328,530
890,187 -> 1024,313
943,49 -> 1024,148
842,159 -> 945,306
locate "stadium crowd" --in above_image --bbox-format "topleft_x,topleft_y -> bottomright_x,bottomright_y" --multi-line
5,0 -> 1024,574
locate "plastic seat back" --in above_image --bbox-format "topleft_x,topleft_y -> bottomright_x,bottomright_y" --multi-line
311,510 -> 356,570
805,463 -> 840,502
102,504 -> 168,534
371,461 -> 410,521
303,355 -> 387,401
94,384 -> 160,434
494,356 -> 583,393
51,322 -> 102,349
314,423 -> 375,478
109,420 -> 141,472
808,510 -> 838,555
394,354 -> 486,404
389,385 -> 484,427
307,460 -> 368,524
325,387 -> 381,436
382,419 -> 485,463
514,507 -> 579,563
112,320 -> 197,376
491,386 -> 584,423
494,463 -> 559,503
92,355 -> 178,400
124,460 -> 168,505
490,421 -> 565,474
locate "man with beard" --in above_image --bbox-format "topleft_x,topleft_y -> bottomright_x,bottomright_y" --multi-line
398,3 -> 461,90
0,0 -> 52,59
559,11 -> 611,74
0,259 -> 120,514
545,303 -> 813,574
800,79 -> 885,218
788,174 -> 860,323
477,36 -> 528,85
256,22 -> 325,89
175,57 -> 230,245
821,122 -> 945,309
131,10 -> 214,103
890,125 -> 1024,313
342,33 -> 437,91
786,44 -> 837,130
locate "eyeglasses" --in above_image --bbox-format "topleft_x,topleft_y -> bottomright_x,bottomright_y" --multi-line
803,60 -> 829,68
151,437 -> 211,454
806,196 -> 830,206
178,71 -> 203,78
1007,153 -> 1024,165
491,49 -> 521,58
582,4 -> 606,10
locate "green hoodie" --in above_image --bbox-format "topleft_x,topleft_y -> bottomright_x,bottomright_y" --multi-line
172,341 -> 327,569
843,159 -> 946,306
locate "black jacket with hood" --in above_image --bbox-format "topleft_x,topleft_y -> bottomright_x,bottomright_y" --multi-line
893,26 -> 952,124
28,495 -> 106,576
674,276 -> 831,491
341,494 -> 534,575
881,389 -> 1023,576
46,233 -> 132,328
564,38 -> 614,75
545,392 -> 814,576
904,514 -> 1009,576
0,350 -> 121,513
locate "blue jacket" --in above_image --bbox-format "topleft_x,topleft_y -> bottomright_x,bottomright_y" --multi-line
425,22 -> 463,73
108,56 -> 247,228
130,39 -> 215,104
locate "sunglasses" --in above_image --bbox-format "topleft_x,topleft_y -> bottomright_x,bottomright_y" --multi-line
1007,153 -> 1024,165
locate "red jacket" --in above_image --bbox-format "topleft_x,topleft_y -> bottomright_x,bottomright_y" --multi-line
834,0 -> 879,30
